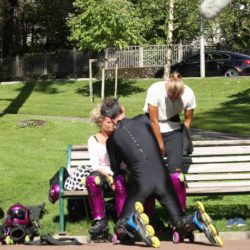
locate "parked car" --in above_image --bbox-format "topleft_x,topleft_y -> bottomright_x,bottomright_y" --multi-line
170,51 -> 250,77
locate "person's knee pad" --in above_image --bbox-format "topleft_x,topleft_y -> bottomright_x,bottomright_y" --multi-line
169,172 -> 186,211
114,175 -> 127,218
85,175 -> 105,220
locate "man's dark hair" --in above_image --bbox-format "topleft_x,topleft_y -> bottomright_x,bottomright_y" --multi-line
100,98 -> 122,119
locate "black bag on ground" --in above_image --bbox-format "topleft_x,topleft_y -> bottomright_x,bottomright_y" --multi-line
26,234 -> 82,245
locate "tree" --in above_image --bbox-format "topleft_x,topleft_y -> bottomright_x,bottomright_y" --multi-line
67,0 -> 144,51
164,0 -> 174,79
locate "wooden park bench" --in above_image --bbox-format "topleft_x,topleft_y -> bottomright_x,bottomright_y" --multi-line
57,140 -> 250,234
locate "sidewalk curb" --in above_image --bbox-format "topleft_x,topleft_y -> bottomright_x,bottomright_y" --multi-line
55,231 -> 250,244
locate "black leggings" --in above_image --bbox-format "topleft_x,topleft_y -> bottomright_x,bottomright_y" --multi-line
162,129 -> 183,173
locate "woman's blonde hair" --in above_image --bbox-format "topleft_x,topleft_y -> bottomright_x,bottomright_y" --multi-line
166,72 -> 184,101
90,104 -> 105,128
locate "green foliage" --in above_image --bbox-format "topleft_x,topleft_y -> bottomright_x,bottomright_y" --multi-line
67,0 -> 145,51
216,0 -> 250,51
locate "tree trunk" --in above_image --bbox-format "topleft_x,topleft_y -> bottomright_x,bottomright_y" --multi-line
164,0 -> 174,80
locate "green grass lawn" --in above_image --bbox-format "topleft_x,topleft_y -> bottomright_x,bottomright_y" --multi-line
0,77 -> 250,235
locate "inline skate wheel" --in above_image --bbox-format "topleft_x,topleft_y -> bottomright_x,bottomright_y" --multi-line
140,213 -> 149,225
146,224 -> 155,236
151,236 -> 160,248
197,201 -> 205,213
172,231 -> 180,243
135,201 -> 144,213
215,235 -> 223,247
112,233 -> 118,245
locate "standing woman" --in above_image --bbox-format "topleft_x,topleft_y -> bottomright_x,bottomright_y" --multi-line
143,72 -> 196,210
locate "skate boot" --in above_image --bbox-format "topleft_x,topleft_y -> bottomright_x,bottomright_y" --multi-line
88,219 -> 112,243
114,202 -> 160,247
193,201 -> 223,247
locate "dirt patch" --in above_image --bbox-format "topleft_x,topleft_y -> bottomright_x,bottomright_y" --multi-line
16,119 -> 47,128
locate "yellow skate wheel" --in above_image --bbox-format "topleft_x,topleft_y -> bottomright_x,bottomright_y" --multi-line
197,201 -> 205,213
141,213 -> 149,225
151,236 -> 160,248
146,224 -> 155,236
5,236 -> 14,245
95,176 -> 101,185
135,201 -> 144,213
24,235 -> 31,243
215,235 -> 223,247
208,224 -> 218,236
203,212 -> 211,224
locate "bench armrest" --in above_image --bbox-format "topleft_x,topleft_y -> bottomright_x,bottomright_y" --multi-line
59,167 -> 65,197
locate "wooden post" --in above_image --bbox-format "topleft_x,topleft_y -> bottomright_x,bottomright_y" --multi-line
89,59 -> 96,103
114,61 -> 118,98
73,47 -> 77,78
43,53 -> 48,75
15,55 -> 20,78
101,66 -> 105,100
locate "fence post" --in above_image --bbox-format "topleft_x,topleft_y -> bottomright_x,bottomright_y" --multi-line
139,47 -> 143,67
15,55 -> 20,78
73,47 -> 77,77
178,42 -> 183,63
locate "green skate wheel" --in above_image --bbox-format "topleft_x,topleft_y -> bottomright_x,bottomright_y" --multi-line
146,225 -> 155,236
95,176 -> 101,185
203,212 -> 211,224
141,213 -> 149,225
197,201 -> 205,213
151,236 -> 160,248
135,201 -> 144,213
215,235 -> 223,247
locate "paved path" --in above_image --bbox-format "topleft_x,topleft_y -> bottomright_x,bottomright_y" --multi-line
1,238 -> 249,250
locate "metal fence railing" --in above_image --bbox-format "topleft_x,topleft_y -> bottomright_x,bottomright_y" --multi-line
0,44 -> 222,80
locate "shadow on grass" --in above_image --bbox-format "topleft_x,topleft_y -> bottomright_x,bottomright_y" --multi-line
194,91 -> 250,135
0,80 -> 76,117
76,79 -> 144,98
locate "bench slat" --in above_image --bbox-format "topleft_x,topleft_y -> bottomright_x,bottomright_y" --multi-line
187,186 -> 250,194
183,162 -> 250,173
191,145 -> 250,156
187,180 -> 250,188
183,155 -> 250,164
70,160 -> 91,167
193,140 -> 250,146
64,190 -> 88,196
71,151 -> 90,160
186,173 -> 250,181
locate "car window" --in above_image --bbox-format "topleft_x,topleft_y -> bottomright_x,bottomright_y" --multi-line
186,55 -> 199,64
211,53 -> 231,61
